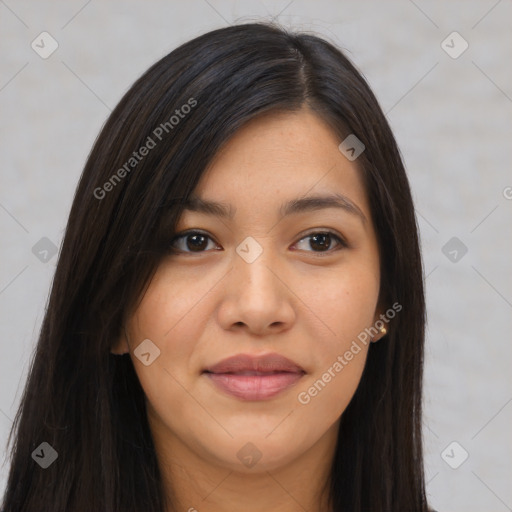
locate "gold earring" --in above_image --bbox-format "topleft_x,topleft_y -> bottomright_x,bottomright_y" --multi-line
380,326 -> 387,336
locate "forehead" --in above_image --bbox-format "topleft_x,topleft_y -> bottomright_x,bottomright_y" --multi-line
190,108 -> 371,222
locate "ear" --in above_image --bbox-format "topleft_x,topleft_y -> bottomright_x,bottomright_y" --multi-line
370,305 -> 389,343
110,329 -> 130,355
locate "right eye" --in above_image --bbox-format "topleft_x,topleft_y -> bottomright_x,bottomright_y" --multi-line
169,230 -> 221,253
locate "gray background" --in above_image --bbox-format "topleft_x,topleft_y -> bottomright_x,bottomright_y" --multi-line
1,1 -> 511,510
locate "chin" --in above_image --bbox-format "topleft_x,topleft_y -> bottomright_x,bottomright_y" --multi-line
203,431 -> 313,473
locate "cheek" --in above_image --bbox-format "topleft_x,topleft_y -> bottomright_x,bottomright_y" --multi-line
124,269 -> 217,412
291,260 -> 379,415
128,265 -> 221,353
298,258 -> 380,342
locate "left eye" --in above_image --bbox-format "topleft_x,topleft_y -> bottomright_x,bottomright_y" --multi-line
169,230 -> 346,254
294,231 -> 346,253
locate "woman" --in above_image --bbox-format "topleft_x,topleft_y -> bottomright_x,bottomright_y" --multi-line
2,22 -> 433,512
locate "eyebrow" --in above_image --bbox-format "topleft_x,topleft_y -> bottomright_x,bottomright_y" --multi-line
180,193 -> 367,224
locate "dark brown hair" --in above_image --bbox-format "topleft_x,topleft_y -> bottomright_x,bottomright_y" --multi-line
2,22 -> 429,512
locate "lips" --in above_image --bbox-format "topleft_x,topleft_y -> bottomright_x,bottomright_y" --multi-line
203,353 -> 305,401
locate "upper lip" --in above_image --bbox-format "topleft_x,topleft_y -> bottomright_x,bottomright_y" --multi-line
203,353 -> 305,374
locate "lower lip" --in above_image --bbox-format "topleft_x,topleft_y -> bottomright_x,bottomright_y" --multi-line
205,372 -> 304,400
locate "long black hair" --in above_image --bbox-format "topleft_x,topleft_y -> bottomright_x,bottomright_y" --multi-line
2,22 -> 429,512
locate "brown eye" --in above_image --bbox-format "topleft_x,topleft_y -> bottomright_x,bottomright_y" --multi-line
293,231 -> 346,254
170,231 -> 218,253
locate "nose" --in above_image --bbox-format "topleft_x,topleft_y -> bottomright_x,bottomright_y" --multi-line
216,242 -> 296,336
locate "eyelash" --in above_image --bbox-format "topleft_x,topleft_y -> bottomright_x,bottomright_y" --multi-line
169,229 -> 347,256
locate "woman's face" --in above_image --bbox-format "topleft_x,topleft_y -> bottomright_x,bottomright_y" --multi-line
114,108 -> 384,473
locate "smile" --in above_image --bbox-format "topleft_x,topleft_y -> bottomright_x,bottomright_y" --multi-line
203,353 -> 305,401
